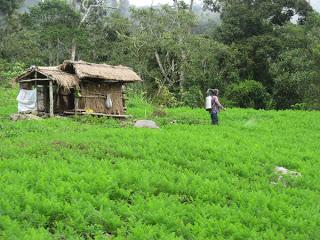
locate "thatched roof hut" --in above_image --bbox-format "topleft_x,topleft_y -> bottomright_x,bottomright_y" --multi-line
16,61 -> 142,118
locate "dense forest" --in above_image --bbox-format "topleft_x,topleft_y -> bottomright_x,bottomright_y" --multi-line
0,0 -> 319,110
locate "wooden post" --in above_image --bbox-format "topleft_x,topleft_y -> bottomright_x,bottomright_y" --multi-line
75,98 -> 79,114
121,85 -> 127,114
49,81 -> 54,117
35,72 -> 38,113
36,80 -> 38,113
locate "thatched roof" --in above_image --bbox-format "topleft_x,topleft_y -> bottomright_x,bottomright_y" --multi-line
39,67 -> 80,89
61,60 -> 142,82
16,61 -> 142,89
16,66 -> 80,89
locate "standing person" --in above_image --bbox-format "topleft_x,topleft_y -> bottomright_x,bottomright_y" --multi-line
210,89 -> 224,125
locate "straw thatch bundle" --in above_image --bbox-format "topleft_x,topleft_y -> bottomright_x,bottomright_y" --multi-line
61,60 -> 142,82
38,67 -> 80,89
16,66 -> 79,89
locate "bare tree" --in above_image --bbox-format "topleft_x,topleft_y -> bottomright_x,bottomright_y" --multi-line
69,0 -> 117,61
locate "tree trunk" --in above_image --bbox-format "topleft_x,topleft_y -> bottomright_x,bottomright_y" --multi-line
189,0 -> 194,12
71,38 -> 76,61
155,51 -> 172,85
69,0 -> 77,8
180,51 -> 187,91
173,0 -> 179,9
56,40 -> 60,65
70,0 -> 77,61
48,41 -> 53,66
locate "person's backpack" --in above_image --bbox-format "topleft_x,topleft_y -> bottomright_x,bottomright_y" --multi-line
205,95 -> 212,111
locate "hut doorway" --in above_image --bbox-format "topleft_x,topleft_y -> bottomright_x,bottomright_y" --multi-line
35,83 -> 75,114
56,88 -> 75,113
36,84 -> 49,112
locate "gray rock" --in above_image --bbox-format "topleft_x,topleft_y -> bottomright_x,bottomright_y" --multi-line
274,166 -> 301,177
10,113 -> 43,121
10,114 -> 22,121
134,120 -> 159,129
271,166 -> 302,187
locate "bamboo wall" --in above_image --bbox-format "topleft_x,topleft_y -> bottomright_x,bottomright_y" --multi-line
78,82 -> 124,115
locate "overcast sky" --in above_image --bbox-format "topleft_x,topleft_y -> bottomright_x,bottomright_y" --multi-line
130,0 -> 320,11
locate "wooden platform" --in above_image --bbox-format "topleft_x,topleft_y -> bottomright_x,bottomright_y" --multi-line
63,111 -> 130,119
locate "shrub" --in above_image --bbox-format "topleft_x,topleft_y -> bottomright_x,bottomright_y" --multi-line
152,85 -> 177,107
300,83 -> 320,110
226,80 -> 269,109
0,60 -> 25,88
152,105 -> 167,117
180,86 -> 204,108
291,102 -> 320,111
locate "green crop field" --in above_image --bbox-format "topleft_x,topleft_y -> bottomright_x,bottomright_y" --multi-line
0,87 -> 320,240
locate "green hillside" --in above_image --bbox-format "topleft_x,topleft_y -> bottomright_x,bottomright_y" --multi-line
1,87 -> 319,239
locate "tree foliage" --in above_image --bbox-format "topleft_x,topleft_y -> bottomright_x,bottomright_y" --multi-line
0,59 -> 24,87
0,0 -> 319,109
0,0 -> 23,17
226,80 -> 270,109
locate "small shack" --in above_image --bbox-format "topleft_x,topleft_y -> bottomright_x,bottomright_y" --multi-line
15,60 -> 142,118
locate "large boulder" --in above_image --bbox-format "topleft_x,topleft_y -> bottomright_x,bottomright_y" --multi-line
134,120 -> 159,129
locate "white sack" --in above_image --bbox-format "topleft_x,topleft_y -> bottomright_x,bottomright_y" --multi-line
17,89 -> 37,112
105,94 -> 113,109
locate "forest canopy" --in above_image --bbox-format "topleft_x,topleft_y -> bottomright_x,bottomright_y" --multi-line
0,0 -> 319,110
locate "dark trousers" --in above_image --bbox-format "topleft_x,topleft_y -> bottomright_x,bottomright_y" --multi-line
210,111 -> 219,125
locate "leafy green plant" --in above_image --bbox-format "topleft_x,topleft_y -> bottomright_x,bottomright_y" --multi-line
0,86 -> 320,239
0,60 -> 25,87
180,86 -> 204,108
226,80 -> 270,109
